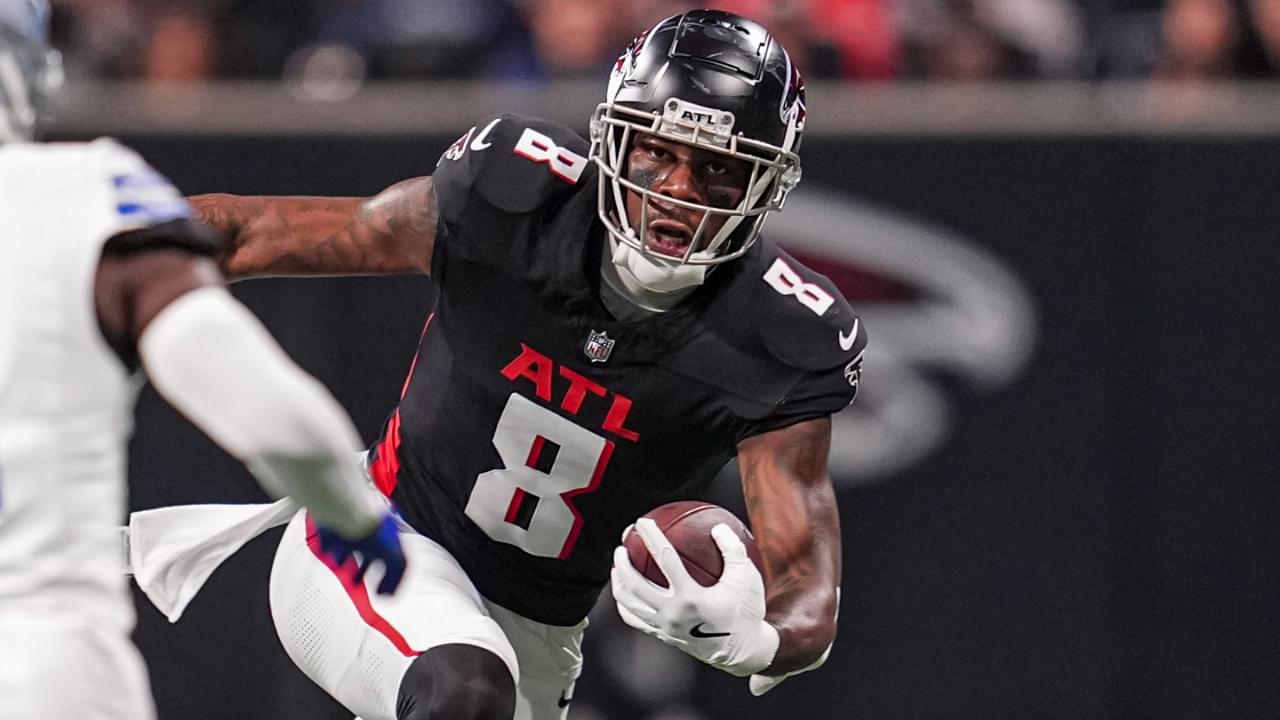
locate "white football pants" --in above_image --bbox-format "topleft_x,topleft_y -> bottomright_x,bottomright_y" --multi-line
269,508 -> 585,720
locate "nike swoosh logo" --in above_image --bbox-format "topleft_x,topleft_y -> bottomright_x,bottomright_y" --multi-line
470,117 -> 501,151
838,318 -> 860,351
557,691 -> 573,708
690,622 -> 732,639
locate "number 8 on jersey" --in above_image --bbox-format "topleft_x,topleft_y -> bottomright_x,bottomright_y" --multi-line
465,394 -> 614,559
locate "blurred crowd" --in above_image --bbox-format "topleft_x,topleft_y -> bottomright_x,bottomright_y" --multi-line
50,0 -> 1280,85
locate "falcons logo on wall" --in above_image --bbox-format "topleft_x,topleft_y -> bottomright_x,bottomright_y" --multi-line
773,186 -> 1038,486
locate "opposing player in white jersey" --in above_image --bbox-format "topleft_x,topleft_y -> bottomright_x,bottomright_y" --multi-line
0,3 -> 408,719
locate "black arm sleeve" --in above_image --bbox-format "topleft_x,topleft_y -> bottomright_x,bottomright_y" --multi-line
101,218 -> 223,258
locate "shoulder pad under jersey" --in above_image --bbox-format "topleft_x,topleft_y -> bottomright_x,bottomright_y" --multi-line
90,138 -> 221,257
93,137 -> 193,234
749,241 -> 867,374
432,114 -> 592,223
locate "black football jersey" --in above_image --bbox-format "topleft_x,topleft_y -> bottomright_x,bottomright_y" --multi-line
366,114 -> 867,625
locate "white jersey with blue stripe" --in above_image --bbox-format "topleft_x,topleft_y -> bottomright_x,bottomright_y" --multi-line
0,138 -> 190,626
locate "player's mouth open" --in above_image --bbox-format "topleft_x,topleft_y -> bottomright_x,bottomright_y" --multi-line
645,218 -> 694,258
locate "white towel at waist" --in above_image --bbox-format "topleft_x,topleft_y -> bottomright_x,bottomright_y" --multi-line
125,497 -> 299,622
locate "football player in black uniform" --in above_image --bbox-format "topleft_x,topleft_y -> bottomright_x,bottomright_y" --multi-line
190,10 -> 866,720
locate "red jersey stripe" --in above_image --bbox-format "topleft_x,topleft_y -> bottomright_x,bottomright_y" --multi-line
370,313 -> 435,498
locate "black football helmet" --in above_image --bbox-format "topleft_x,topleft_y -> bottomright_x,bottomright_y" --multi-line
589,9 -> 806,266
0,0 -> 60,143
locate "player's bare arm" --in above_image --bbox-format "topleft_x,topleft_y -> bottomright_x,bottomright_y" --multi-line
737,416 -> 842,675
190,176 -> 437,279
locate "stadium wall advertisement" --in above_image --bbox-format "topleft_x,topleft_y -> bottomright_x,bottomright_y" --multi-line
106,131 -> 1278,720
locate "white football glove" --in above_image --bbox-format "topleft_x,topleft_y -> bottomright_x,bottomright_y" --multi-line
610,518 -> 780,677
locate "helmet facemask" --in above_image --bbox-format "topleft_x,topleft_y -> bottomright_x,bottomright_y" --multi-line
588,10 -> 806,289
590,98 -> 801,268
0,0 -> 61,143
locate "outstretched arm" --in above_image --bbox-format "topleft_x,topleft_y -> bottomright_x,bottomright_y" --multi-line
95,241 -> 405,594
96,246 -> 385,539
191,176 -> 438,279
737,416 -> 841,674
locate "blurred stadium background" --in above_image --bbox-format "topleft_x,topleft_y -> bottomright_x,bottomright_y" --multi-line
44,0 -> 1280,719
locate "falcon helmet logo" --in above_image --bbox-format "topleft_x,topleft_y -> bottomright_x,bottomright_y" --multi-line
583,329 -> 615,363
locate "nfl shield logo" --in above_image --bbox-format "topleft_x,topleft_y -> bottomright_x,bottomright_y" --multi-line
583,329 -> 615,363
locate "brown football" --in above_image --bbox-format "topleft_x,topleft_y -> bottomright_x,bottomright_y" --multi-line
623,500 -> 764,588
